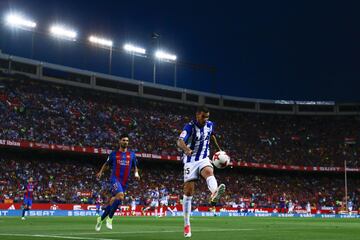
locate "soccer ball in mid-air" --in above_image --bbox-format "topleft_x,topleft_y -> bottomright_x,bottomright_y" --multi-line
212,151 -> 230,169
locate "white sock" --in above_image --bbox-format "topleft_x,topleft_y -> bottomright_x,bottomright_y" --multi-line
206,176 -> 218,193
155,208 -> 158,217
183,195 -> 192,226
160,206 -> 163,216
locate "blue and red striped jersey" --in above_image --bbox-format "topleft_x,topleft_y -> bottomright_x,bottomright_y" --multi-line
106,150 -> 137,186
23,182 -> 34,199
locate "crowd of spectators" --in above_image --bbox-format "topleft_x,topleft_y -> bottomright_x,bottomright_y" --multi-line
0,74 -> 360,167
0,76 -> 360,168
0,153 -> 359,211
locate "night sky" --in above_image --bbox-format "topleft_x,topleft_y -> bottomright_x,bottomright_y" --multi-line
1,0 -> 360,102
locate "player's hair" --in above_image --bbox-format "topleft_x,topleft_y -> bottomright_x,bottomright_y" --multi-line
119,133 -> 129,140
196,106 -> 209,113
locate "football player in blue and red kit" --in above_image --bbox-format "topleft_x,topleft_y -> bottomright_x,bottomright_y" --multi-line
95,134 -> 140,231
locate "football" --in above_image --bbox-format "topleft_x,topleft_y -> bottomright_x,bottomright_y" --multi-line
212,151 -> 230,169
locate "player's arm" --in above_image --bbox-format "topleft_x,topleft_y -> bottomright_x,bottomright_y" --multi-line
21,185 -> 25,198
134,165 -> 140,180
96,156 -> 110,179
211,134 -> 222,152
177,124 -> 193,156
177,139 -> 192,156
133,154 -> 140,180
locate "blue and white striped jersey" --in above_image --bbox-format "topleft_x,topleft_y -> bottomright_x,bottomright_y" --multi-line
179,120 -> 214,163
151,190 -> 160,201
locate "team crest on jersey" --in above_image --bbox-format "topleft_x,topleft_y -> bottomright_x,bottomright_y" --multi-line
180,130 -> 187,138
195,132 -> 210,141
117,158 -> 129,166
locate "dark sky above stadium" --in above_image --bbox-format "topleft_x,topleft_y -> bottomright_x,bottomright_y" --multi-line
1,0 -> 360,102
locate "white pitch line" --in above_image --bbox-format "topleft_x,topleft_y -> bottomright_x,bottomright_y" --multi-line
0,233 -> 120,240
56,228 -> 255,236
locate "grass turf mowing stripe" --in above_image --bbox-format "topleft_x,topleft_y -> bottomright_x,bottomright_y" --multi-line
1,216 -> 360,240
55,228 -> 256,235
0,233 -> 119,240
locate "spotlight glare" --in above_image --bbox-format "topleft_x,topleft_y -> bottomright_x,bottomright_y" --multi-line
123,44 -> 146,54
89,35 -> 113,47
5,13 -> 36,29
50,25 -> 77,40
155,50 -> 177,61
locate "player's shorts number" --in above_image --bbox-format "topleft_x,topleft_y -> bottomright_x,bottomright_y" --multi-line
183,158 -> 212,182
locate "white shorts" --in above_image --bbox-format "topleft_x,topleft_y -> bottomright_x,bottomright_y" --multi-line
160,200 -> 168,206
184,158 -> 213,182
150,200 -> 159,208
131,204 -> 136,211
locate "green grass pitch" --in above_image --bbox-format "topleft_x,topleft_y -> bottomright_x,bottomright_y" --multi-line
0,216 -> 360,240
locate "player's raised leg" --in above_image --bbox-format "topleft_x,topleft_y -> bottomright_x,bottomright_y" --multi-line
200,166 -> 226,204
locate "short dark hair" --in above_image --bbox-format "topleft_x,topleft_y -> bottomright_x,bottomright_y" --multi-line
119,133 -> 129,140
196,106 -> 209,113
